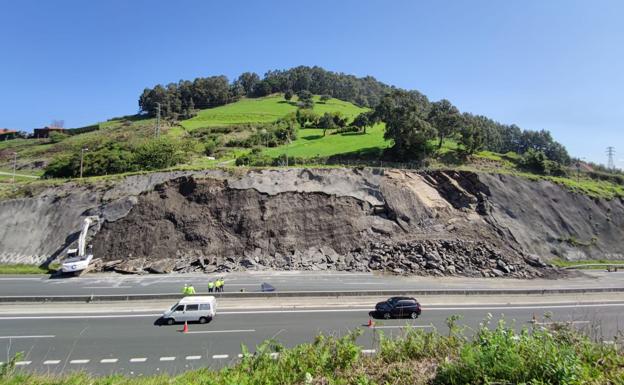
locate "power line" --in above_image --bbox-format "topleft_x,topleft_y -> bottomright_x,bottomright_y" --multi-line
607,146 -> 615,170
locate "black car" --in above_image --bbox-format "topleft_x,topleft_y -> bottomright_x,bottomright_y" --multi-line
373,296 -> 422,319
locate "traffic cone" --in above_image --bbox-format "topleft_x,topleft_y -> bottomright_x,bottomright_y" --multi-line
182,321 -> 189,333
367,318 -> 375,328
531,313 -> 537,324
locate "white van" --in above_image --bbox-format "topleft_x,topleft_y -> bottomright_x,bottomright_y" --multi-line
161,296 -> 217,325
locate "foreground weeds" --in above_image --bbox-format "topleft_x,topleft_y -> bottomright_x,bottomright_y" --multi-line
2,316 -> 622,385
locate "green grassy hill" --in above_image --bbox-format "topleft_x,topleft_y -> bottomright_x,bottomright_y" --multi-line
1,93 -> 623,201
180,94 -> 367,130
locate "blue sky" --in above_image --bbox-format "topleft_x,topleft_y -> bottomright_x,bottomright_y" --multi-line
0,0 -> 622,166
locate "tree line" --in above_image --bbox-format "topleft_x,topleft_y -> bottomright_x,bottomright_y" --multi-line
368,90 -> 571,167
139,66 -> 570,168
138,66 -> 393,120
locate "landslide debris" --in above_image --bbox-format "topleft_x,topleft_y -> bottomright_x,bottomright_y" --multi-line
1,168 -> 621,278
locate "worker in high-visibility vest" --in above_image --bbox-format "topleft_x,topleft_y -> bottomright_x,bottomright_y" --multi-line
187,284 -> 196,295
207,280 -> 214,293
215,279 -> 222,292
220,277 -> 225,292
182,284 -> 188,295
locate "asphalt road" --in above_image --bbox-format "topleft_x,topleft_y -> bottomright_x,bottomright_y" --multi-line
1,270 -> 623,297
1,301 -> 622,376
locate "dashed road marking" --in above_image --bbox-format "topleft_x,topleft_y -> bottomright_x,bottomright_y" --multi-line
371,324 -> 434,329
70,359 -> 90,364
100,358 -> 118,363
15,361 -> 31,366
361,349 -> 376,354
43,360 -> 61,365
130,357 -> 147,363
159,357 -> 176,361
212,354 -> 229,359
0,335 -> 55,339
185,355 -> 201,360
186,329 -> 255,334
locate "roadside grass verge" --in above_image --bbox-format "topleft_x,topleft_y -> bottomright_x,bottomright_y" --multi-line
0,263 -> 58,274
2,317 -> 622,384
551,258 -> 624,269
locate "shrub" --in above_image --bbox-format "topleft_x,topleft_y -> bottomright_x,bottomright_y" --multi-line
133,139 -> 185,170
48,131 -> 69,143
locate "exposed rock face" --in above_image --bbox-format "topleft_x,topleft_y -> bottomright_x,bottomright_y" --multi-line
0,168 -> 622,277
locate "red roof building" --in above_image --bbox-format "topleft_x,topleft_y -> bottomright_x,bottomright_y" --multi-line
0,128 -> 18,140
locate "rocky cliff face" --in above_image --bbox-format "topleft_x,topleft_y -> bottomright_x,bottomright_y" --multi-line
0,168 -> 622,277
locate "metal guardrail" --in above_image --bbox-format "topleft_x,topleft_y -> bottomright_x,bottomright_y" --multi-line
1,287 -> 624,303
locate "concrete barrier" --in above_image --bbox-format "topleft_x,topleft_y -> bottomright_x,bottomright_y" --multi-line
1,287 -> 624,303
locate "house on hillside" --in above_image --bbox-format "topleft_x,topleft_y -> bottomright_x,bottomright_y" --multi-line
33,126 -> 66,138
0,128 -> 18,140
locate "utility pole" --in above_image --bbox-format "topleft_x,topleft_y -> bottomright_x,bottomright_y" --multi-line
11,152 -> 17,184
607,146 -> 615,171
80,147 -> 88,179
155,102 -> 161,137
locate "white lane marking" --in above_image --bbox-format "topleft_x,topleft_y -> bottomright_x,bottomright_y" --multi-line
100,358 -> 118,363
0,314 -> 162,320
130,357 -> 147,363
1,302 -> 623,321
212,354 -> 229,359
185,355 -> 201,360
0,335 -> 55,339
371,324 -> 434,329
424,303 -> 624,311
0,278 -> 43,281
159,357 -> 175,361
83,286 -> 132,289
343,282 -> 386,285
70,359 -> 90,364
15,361 -> 31,366
43,360 -> 61,365
361,349 -> 376,354
269,352 -> 279,359
186,329 -> 255,334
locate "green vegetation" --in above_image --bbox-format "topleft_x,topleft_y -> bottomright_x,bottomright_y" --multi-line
0,263 -> 58,274
1,65 -> 622,201
180,95 -> 365,130
551,258 -> 624,269
2,317 -> 622,384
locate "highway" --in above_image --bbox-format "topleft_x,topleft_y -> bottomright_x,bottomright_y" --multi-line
0,270 -> 623,297
1,299 -> 623,376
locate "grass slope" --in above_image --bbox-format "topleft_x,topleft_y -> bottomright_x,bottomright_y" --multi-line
180,94 -> 367,130
265,123 -> 390,158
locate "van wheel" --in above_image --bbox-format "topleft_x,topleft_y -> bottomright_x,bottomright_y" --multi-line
410,312 -> 419,319
383,312 -> 391,320
199,317 -> 208,324
166,318 -> 174,325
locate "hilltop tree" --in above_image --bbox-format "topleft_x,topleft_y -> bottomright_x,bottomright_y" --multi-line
318,112 -> 336,136
459,120 -> 485,155
284,89 -> 293,101
376,90 -> 436,159
352,111 -> 376,134
235,72 -> 260,96
320,94 -> 331,103
428,99 -> 462,148
297,90 -> 314,108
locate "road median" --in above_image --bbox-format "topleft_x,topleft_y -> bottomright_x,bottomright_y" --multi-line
2,286 -> 624,303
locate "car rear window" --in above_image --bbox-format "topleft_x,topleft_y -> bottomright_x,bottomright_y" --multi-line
199,303 -> 211,311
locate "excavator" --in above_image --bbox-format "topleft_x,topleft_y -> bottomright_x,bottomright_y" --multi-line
60,216 -> 99,275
